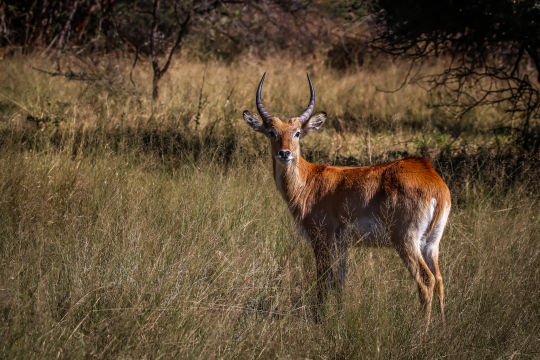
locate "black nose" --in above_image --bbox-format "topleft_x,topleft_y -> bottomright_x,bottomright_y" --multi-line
278,150 -> 291,158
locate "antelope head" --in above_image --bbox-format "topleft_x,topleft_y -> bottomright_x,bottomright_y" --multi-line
243,73 -> 327,165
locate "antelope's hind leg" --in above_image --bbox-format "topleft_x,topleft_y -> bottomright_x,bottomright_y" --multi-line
427,249 -> 445,327
422,214 -> 449,327
395,240 -> 436,329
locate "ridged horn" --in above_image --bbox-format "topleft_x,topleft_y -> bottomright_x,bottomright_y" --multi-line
298,73 -> 315,123
256,72 -> 273,122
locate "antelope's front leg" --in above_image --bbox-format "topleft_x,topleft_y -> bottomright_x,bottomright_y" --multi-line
313,243 -> 332,320
334,245 -> 348,309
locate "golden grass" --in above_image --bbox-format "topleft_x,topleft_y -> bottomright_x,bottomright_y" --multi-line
0,54 -> 508,158
0,55 -> 538,359
1,151 -> 538,359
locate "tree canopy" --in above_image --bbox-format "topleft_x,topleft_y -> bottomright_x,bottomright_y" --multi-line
371,0 -> 539,139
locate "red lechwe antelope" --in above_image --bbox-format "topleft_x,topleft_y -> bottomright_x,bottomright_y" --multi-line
243,73 -> 451,327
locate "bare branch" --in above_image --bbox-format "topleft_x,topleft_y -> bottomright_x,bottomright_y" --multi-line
31,66 -> 97,81
161,13 -> 190,77
57,0 -> 80,50
375,58 -> 417,93
129,47 -> 139,86
150,0 -> 161,78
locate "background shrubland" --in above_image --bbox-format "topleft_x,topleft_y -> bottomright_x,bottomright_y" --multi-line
1,0 -> 539,358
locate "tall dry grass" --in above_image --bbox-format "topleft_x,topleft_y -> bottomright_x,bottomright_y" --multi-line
0,54 -> 538,359
0,54 -> 510,158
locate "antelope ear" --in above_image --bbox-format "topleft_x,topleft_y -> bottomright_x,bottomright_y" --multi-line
243,111 -> 265,133
301,112 -> 327,136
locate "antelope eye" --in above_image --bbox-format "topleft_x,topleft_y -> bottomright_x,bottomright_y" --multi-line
294,130 -> 301,138
268,129 -> 277,138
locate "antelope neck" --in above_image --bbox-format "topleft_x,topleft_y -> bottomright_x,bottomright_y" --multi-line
272,154 -> 312,210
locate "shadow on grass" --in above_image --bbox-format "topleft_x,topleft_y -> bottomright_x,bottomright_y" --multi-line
0,122 -> 242,167
2,120 -> 539,205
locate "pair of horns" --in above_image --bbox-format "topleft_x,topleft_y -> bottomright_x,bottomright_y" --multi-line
256,72 -> 315,123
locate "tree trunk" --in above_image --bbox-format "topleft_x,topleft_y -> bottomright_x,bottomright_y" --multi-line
152,73 -> 161,100
150,0 -> 190,101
